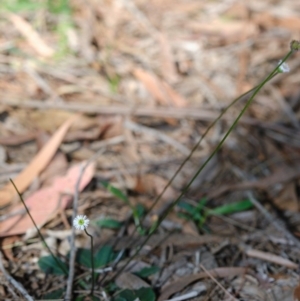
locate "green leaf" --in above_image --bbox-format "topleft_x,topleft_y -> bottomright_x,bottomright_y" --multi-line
135,203 -> 145,218
135,266 -> 160,278
117,289 -> 136,301
96,218 -> 123,229
102,182 -> 129,204
76,248 -> 92,268
196,198 -> 208,210
95,245 -> 113,267
177,200 -> 206,222
113,296 -> 127,301
177,201 -> 195,214
77,246 -> 118,269
115,288 -> 156,301
1,0 -> 43,12
76,296 -> 100,301
47,0 -> 70,14
176,212 -> 191,220
109,75 -> 120,94
38,255 -> 68,275
101,181 -> 144,233
135,287 -> 156,301
113,298 -> 127,301
207,199 -> 253,216
106,281 -> 119,293
43,288 -> 64,298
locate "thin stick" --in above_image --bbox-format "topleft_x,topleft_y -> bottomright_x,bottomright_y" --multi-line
246,191 -> 300,249
65,163 -> 84,300
0,251 -> 34,301
199,264 -> 238,301
66,151 -> 104,300
124,119 -> 190,155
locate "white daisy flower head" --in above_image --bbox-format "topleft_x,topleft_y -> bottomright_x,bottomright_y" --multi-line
278,60 -> 290,73
73,215 -> 89,230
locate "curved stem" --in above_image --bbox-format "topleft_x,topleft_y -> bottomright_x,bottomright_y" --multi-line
84,228 -> 95,297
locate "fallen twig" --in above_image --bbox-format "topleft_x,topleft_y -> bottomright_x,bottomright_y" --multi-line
0,251 -> 34,301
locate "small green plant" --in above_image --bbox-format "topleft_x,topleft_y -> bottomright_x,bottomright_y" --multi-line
26,209 -> 123,300
101,181 -> 146,234
177,198 -> 253,229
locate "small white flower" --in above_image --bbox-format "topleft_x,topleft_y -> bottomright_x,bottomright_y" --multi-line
278,60 -> 290,73
73,215 -> 89,230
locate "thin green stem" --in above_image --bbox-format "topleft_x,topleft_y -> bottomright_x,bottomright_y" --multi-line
9,179 -> 68,275
140,73 -> 279,230
84,228 -> 95,297
111,50 -> 293,280
152,50 -> 292,227
114,70 -> 279,258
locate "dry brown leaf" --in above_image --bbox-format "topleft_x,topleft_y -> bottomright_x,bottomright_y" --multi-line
0,114 -> 79,208
252,12 -> 276,30
187,19 -> 257,40
0,132 -> 37,146
1,236 -> 19,261
294,283 -> 300,301
224,3 -> 250,19
39,152 -> 68,186
116,272 -> 150,290
161,81 -> 187,108
133,68 -> 187,107
158,33 -> 178,83
253,12 -> 300,31
64,127 -> 102,142
278,16 -> 300,31
273,182 -> 299,212
134,174 -> 176,202
158,267 -> 246,301
208,167 -> 300,199
8,13 -> 54,57
0,161 -> 95,237
99,117 -> 124,140
27,110 -> 76,132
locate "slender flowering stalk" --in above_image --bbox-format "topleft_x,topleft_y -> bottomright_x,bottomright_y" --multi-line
73,215 -> 94,297
110,47 -> 294,281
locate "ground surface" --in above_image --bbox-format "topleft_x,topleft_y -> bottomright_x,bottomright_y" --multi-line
1,0 -> 300,300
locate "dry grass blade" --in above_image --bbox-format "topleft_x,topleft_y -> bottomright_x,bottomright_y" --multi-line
245,248 -> 298,269
199,264 -> 239,301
